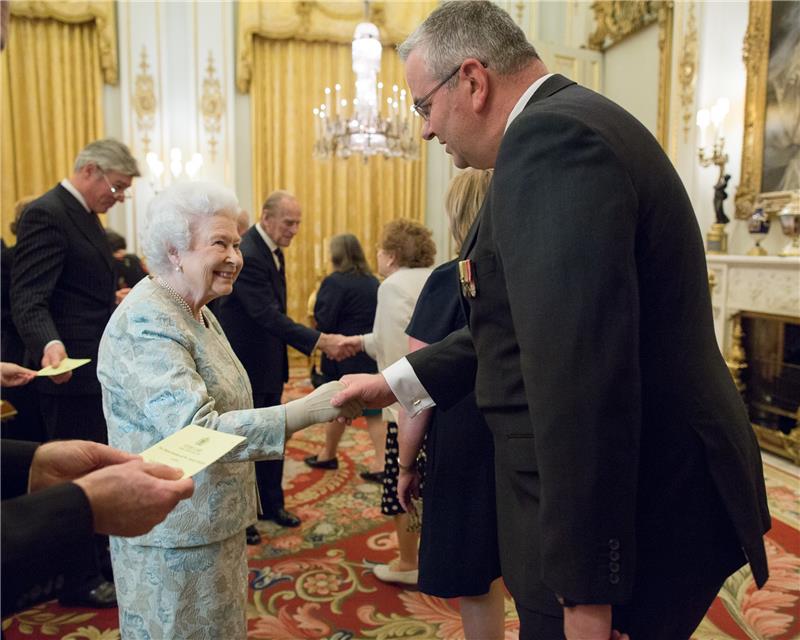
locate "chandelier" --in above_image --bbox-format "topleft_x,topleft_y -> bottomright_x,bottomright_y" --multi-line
312,13 -> 419,161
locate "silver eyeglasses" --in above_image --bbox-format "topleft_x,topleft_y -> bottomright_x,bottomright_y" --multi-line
102,173 -> 132,200
411,61 -> 487,121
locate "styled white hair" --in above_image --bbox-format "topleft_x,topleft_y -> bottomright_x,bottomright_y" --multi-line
141,181 -> 239,275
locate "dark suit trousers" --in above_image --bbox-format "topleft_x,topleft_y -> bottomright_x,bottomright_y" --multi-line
253,392 -> 285,516
39,392 -> 107,445
39,392 -> 111,590
488,409 -> 746,640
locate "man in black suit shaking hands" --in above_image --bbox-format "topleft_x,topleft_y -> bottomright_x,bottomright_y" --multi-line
332,3 -> 770,639
217,191 -> 356,541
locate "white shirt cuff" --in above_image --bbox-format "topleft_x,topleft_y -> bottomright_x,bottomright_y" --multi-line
382,357 -> 436,417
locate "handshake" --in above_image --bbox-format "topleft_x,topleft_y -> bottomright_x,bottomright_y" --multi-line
316,333 -> 364,362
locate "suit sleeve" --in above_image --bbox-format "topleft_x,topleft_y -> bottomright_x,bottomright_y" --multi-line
406,325 -> 477,410
1,440 -> 39,500
313,276 -> 343,333
1,482 -> 94,616
10,205 -> 68,359
494,111 -> 640,604
234,253 -> 319,355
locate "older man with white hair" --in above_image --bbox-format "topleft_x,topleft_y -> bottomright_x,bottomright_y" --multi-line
10,138 -> 140,608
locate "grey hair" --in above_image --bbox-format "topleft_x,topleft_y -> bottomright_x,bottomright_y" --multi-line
398,1 -> 538,82
74,138 -> 141,176
262,190 -> 296,218
141,181 -> 239,275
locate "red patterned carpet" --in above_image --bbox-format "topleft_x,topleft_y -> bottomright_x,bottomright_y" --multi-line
3,373 -> 799,639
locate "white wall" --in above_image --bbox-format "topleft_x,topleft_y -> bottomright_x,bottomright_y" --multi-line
105,1 -> 238,253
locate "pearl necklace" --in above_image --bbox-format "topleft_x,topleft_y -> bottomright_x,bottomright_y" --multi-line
155,277 -> 202,322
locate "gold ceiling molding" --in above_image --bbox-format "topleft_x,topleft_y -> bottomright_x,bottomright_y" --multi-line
200,51 -> 225,163
735,0 -> 770,219
9,1 -> 117,85
677,2 -> 697,143
588,0 -> 661,51
132,47 -> 156,155
236,1 -> 435,93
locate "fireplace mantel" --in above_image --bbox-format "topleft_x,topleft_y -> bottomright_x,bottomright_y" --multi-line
706,255 -> 800,353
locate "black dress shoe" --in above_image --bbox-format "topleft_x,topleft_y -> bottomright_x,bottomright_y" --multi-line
245,525 -> 262,545
359,470 -> 385,483
59,579 -> 117,608
304,455 -> 339,470
260,508 -> 301,528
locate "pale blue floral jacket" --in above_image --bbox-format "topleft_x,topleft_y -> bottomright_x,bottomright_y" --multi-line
97,277 -> 286,548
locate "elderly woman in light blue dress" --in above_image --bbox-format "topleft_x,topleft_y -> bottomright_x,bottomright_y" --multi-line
97,181 -> 360,639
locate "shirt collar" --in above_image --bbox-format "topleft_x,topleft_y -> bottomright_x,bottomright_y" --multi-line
60,179 -> 91,213
504,73 -> 554,133
255,220 -> 279,253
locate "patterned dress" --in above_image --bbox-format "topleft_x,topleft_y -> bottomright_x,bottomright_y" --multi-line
97,277 -> 287,639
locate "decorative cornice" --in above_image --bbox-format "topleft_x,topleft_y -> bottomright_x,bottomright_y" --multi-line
9,0 -> 118,85
236,1 -> 435,93
200,51 -> 225,163
588,0 -> 661,51
131,47 -> 156,155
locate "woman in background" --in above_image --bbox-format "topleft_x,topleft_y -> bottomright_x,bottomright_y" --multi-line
305,233 -> 385,481
359,219 -> 435,585
397,169 -> 504,639
97,181 -> 360,639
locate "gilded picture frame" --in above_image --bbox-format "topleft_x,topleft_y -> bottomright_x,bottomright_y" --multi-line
735,1 -> 799,218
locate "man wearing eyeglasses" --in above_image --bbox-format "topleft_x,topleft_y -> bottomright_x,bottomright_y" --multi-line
333,2 -> 770,640
9,138 -> 140,608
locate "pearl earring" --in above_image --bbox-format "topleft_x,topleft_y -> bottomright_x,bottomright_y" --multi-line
175,264 -> 183,272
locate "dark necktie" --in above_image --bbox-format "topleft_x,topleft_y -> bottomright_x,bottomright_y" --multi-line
274,248 -> 285,275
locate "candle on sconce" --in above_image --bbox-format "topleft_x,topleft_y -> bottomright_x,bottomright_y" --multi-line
710,97 -> 729,142
400,89 -> 407,126
696,108 -> 710,149
377,81 -> 384,117
335,84 -> 342,116
324,87 -> 332,115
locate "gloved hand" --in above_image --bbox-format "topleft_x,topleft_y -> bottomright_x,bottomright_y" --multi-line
284,381 -> 364,434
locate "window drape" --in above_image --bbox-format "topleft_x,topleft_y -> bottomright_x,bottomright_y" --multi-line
1,9 -> 109,244
251,36 -> 427,326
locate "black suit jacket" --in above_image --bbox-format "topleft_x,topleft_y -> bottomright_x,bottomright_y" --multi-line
10,184 -> 116,395
216,226 -> 319,395
314,270 -> 379,379
1,440 -> 94,616
408,75 -> 770,612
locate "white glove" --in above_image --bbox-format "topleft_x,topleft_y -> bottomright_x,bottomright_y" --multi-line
284,381 -> 363,434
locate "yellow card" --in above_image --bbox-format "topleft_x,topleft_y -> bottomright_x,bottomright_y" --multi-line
139,425 -> 247,478
36,357 -> 91,377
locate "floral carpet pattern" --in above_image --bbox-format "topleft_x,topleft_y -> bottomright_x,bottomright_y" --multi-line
3,373 -> 799,640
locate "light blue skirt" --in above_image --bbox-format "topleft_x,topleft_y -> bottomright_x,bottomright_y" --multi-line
111,532 -> 248,639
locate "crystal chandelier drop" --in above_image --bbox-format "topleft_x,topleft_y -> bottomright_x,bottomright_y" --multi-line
312,14 -> 419,161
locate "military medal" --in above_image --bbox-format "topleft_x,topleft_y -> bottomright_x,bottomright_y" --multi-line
458,259 -> 477,298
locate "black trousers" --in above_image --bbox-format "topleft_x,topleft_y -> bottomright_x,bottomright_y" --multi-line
39,392 -> 111,590
514,473 -> 746,640
39,392 -> 107,445
253,392 -> 285,516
